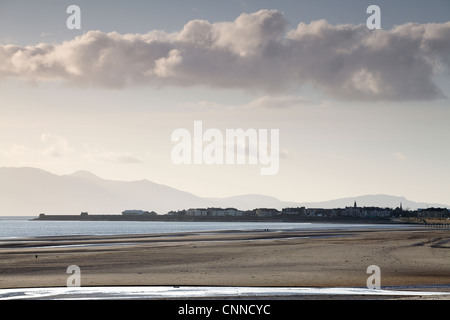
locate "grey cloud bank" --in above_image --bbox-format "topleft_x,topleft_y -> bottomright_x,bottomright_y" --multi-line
1,10 -> 449,101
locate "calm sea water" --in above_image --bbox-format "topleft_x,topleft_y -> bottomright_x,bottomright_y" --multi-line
0,216 -> 420,239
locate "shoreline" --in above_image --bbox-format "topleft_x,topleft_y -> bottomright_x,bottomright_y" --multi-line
32,214 -> 450,227
33,214 -> 405,223
1,285 -> 449,300
0,219 -> 429,242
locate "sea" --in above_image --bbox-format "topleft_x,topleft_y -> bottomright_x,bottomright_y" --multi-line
0,216 -> 421,239
2,217 -> 447,300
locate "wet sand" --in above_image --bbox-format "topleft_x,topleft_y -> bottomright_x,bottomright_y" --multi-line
0,227 -> 449,298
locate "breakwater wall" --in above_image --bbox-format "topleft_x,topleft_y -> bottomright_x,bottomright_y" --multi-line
34,214 -> 396,223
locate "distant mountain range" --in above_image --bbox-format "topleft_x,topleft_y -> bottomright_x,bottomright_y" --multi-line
0,167 -> 448,216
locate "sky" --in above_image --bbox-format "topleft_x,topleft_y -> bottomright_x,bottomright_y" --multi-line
0,0 -> 449,205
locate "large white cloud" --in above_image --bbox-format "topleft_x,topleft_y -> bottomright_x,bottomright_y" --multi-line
1,9 -> 449,101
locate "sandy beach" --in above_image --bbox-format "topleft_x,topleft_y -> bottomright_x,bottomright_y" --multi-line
0,227 -> 449,298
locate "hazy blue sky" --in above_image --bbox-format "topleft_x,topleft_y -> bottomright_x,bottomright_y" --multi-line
0,0 -> 449,205
2,0 -> 450,45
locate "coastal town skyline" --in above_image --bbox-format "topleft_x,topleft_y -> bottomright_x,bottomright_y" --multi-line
1,0 -> 449,206
37,205 -> 450,221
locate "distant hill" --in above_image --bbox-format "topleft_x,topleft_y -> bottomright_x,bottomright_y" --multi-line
207,194 -> 300,211
0,167 -> 213,215
0,167 -> 448,216
298,194 -> 449,211
210,194 -> 449,211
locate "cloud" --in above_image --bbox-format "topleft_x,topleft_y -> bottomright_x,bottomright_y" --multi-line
393,152 -> 407,161
1,10 -> 449,101
178,94 -> 310,110
0,144 -> 31,158
83,144 -> 143,164
279,147 -> 296,159
177,100 -> 223,110
40,133 -> 72,159
243,95 -> 310,109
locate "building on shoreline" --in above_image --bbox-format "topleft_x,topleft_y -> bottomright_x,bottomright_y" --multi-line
418,207 -> 450,219
185,208 -> 244,217
166,204 -> 449,220
282,207 -> 306,215
38,202 -> 449,221
122,210 -> 157,216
